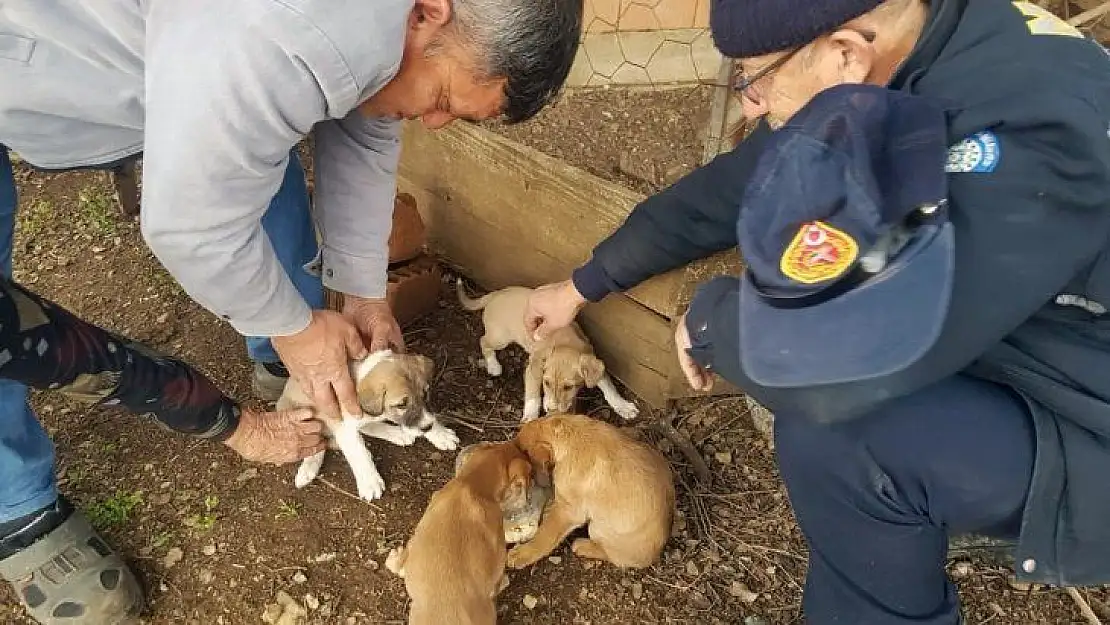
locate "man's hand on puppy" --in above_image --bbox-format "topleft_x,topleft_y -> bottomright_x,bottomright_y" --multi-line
525,279 -> 586,341
224,406 -> 326,465
272,309 -> 368,418
343,294 -> 404,353
675,312 -> 713,392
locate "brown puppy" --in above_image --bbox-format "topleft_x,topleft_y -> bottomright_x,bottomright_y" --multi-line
276,349 -> 459,502
386,441 -> 533,625
455,279 -> 639,422
507,414 -> 675,569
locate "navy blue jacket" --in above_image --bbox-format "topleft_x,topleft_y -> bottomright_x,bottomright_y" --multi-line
571,0 -> 1110,586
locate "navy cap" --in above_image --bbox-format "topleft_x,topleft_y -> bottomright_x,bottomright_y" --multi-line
737,83 -> 955,388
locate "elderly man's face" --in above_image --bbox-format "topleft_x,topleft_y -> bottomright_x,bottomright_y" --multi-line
360,0 -> 507,129
735,2 -> 927,129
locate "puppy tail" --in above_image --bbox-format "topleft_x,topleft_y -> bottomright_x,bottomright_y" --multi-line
455,277 -> 492,311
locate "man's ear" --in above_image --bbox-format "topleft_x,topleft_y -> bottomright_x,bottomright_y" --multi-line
578,354 -> 606,388
826,27 -> 875,84
411,0 -> 452,29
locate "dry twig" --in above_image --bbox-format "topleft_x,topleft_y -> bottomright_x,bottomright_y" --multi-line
1065,587 -> 1104,625
316,477 -> 382,510
651,407 -> 712,485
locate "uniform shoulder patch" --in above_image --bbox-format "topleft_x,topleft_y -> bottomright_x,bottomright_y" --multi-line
779,221 -> 859,284
946,131 -> 1001,173
1012,1 -> 1084,38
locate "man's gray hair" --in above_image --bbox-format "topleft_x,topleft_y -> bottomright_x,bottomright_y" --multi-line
450,0 -> 584,123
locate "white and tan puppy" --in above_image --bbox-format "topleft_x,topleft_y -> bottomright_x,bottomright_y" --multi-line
455,279 -> 639,422
275,349 -> 459,501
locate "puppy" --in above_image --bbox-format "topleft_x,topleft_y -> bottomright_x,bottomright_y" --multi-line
385,440 -> 533,625
455,279 -> 639,422
506,414 -> 675,570
275,349 -> 460,502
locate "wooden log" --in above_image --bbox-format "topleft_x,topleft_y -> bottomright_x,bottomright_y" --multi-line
396,121 -> 745,408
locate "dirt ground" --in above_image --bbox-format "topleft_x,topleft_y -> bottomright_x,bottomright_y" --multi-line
0,153 -> 1107,625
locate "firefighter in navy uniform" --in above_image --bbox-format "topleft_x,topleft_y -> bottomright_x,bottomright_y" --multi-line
525,0 -> 1110,622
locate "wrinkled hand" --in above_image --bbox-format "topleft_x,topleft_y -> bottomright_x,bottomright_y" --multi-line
524,280 -> 587,342
675,312 -> 713,392
223,406 -> 326,465
343,295 -> 404,353
271,310 -> 367,418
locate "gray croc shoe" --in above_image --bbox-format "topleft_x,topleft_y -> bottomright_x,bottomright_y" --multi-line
251,361 -> 290,402
0,501 -> 143,624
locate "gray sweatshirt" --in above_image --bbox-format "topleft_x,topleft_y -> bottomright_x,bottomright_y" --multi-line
0,0 -> 413,337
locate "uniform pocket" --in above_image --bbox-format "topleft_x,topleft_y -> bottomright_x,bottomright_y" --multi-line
0,34 -> 35,64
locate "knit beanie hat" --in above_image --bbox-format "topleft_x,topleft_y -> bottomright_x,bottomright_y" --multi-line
710,0 -> 884,58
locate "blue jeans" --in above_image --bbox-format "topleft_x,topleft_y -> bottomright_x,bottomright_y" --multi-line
774,374 -> 1034,624
0,148 -> 323,524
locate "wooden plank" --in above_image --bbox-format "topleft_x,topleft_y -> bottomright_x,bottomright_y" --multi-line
398,121 -> 690,317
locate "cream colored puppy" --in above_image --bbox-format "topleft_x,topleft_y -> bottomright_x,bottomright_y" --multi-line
506,413 -> 675,570
275,349 -> 459,502
386,440 -> 533,625
455,278 -> 638,422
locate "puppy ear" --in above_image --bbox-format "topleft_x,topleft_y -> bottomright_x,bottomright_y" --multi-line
416,354 -> 435,384
359,385 -> 386,416
578,355 -> 605,388
501,457 -> 533,507
525,440 -> 554,479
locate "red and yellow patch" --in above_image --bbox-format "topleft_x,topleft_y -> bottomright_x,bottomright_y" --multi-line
779,221 -> 859,284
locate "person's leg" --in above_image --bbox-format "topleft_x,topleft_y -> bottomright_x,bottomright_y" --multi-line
774,374 -> 1035,625
246,150 -> 324,399
0,148 -> 58,526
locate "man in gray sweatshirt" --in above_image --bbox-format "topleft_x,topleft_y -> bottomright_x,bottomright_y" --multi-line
0,0 -> 582,621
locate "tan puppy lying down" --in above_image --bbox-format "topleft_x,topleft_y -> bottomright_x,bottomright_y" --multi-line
275,349 -> 459,502
506,414 -> 675,569
386,441 -> 533,625
455,279 -> 639,422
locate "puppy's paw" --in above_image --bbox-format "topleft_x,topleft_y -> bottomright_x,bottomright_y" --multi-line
385,546 -> 407,577
356,469 -> 387,502
424,423 -> 460,451
504,546 -> 535,570
294,453 -> 325,489
392,427 -> 422,447
522,398 -> 541,422
611,398 -> 640,421
485,359 -> 503,377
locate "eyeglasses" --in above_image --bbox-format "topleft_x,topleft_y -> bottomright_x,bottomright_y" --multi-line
732,46 -> 803,99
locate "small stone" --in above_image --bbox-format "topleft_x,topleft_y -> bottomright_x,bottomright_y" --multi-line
743,618 -> 770,625
318,603 -> 333,618
631,583 -> 643,600
198,569 -> 214,585
547,556 -> 562,565
202,545 -> 217,556
522,594 -> 539,610
162,547 -> 183,569
686,561 -> 699,576
236,468 -> 259,483
951,561 -> 973,578
304,594 -> 320,611
292,571 -> 308,584
729,581 -> 759,604
156,312 -> 170,324
261,604 -> 283,624
314,552 -> 337,563
714,451 -> 732,465
1008,577 -> 1036,592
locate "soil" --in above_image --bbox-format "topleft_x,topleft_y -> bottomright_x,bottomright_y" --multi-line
486,85 -> 714,196
0,161 -> 1107,625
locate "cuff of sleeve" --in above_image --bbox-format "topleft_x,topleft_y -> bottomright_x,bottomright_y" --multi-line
320,246 -> 389,300
571,259 -> 618,303
684,276 -> 740,373
204,401 -> 242,442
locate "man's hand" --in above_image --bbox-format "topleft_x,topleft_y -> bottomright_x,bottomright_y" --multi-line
675,312 -> 713,392
272,309 -> 367,418
223,406 -> 326,465
525,280 -> 587,341
342,295 -> 404,353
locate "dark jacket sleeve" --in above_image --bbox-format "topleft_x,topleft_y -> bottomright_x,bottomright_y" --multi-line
685,95 -> 1110,423
571,122 -> 772,302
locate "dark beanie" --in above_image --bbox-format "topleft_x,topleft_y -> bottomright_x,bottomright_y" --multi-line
710,0 -> 884,58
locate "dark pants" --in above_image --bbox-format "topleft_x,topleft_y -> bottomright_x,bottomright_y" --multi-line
774,374 -> 1035,624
